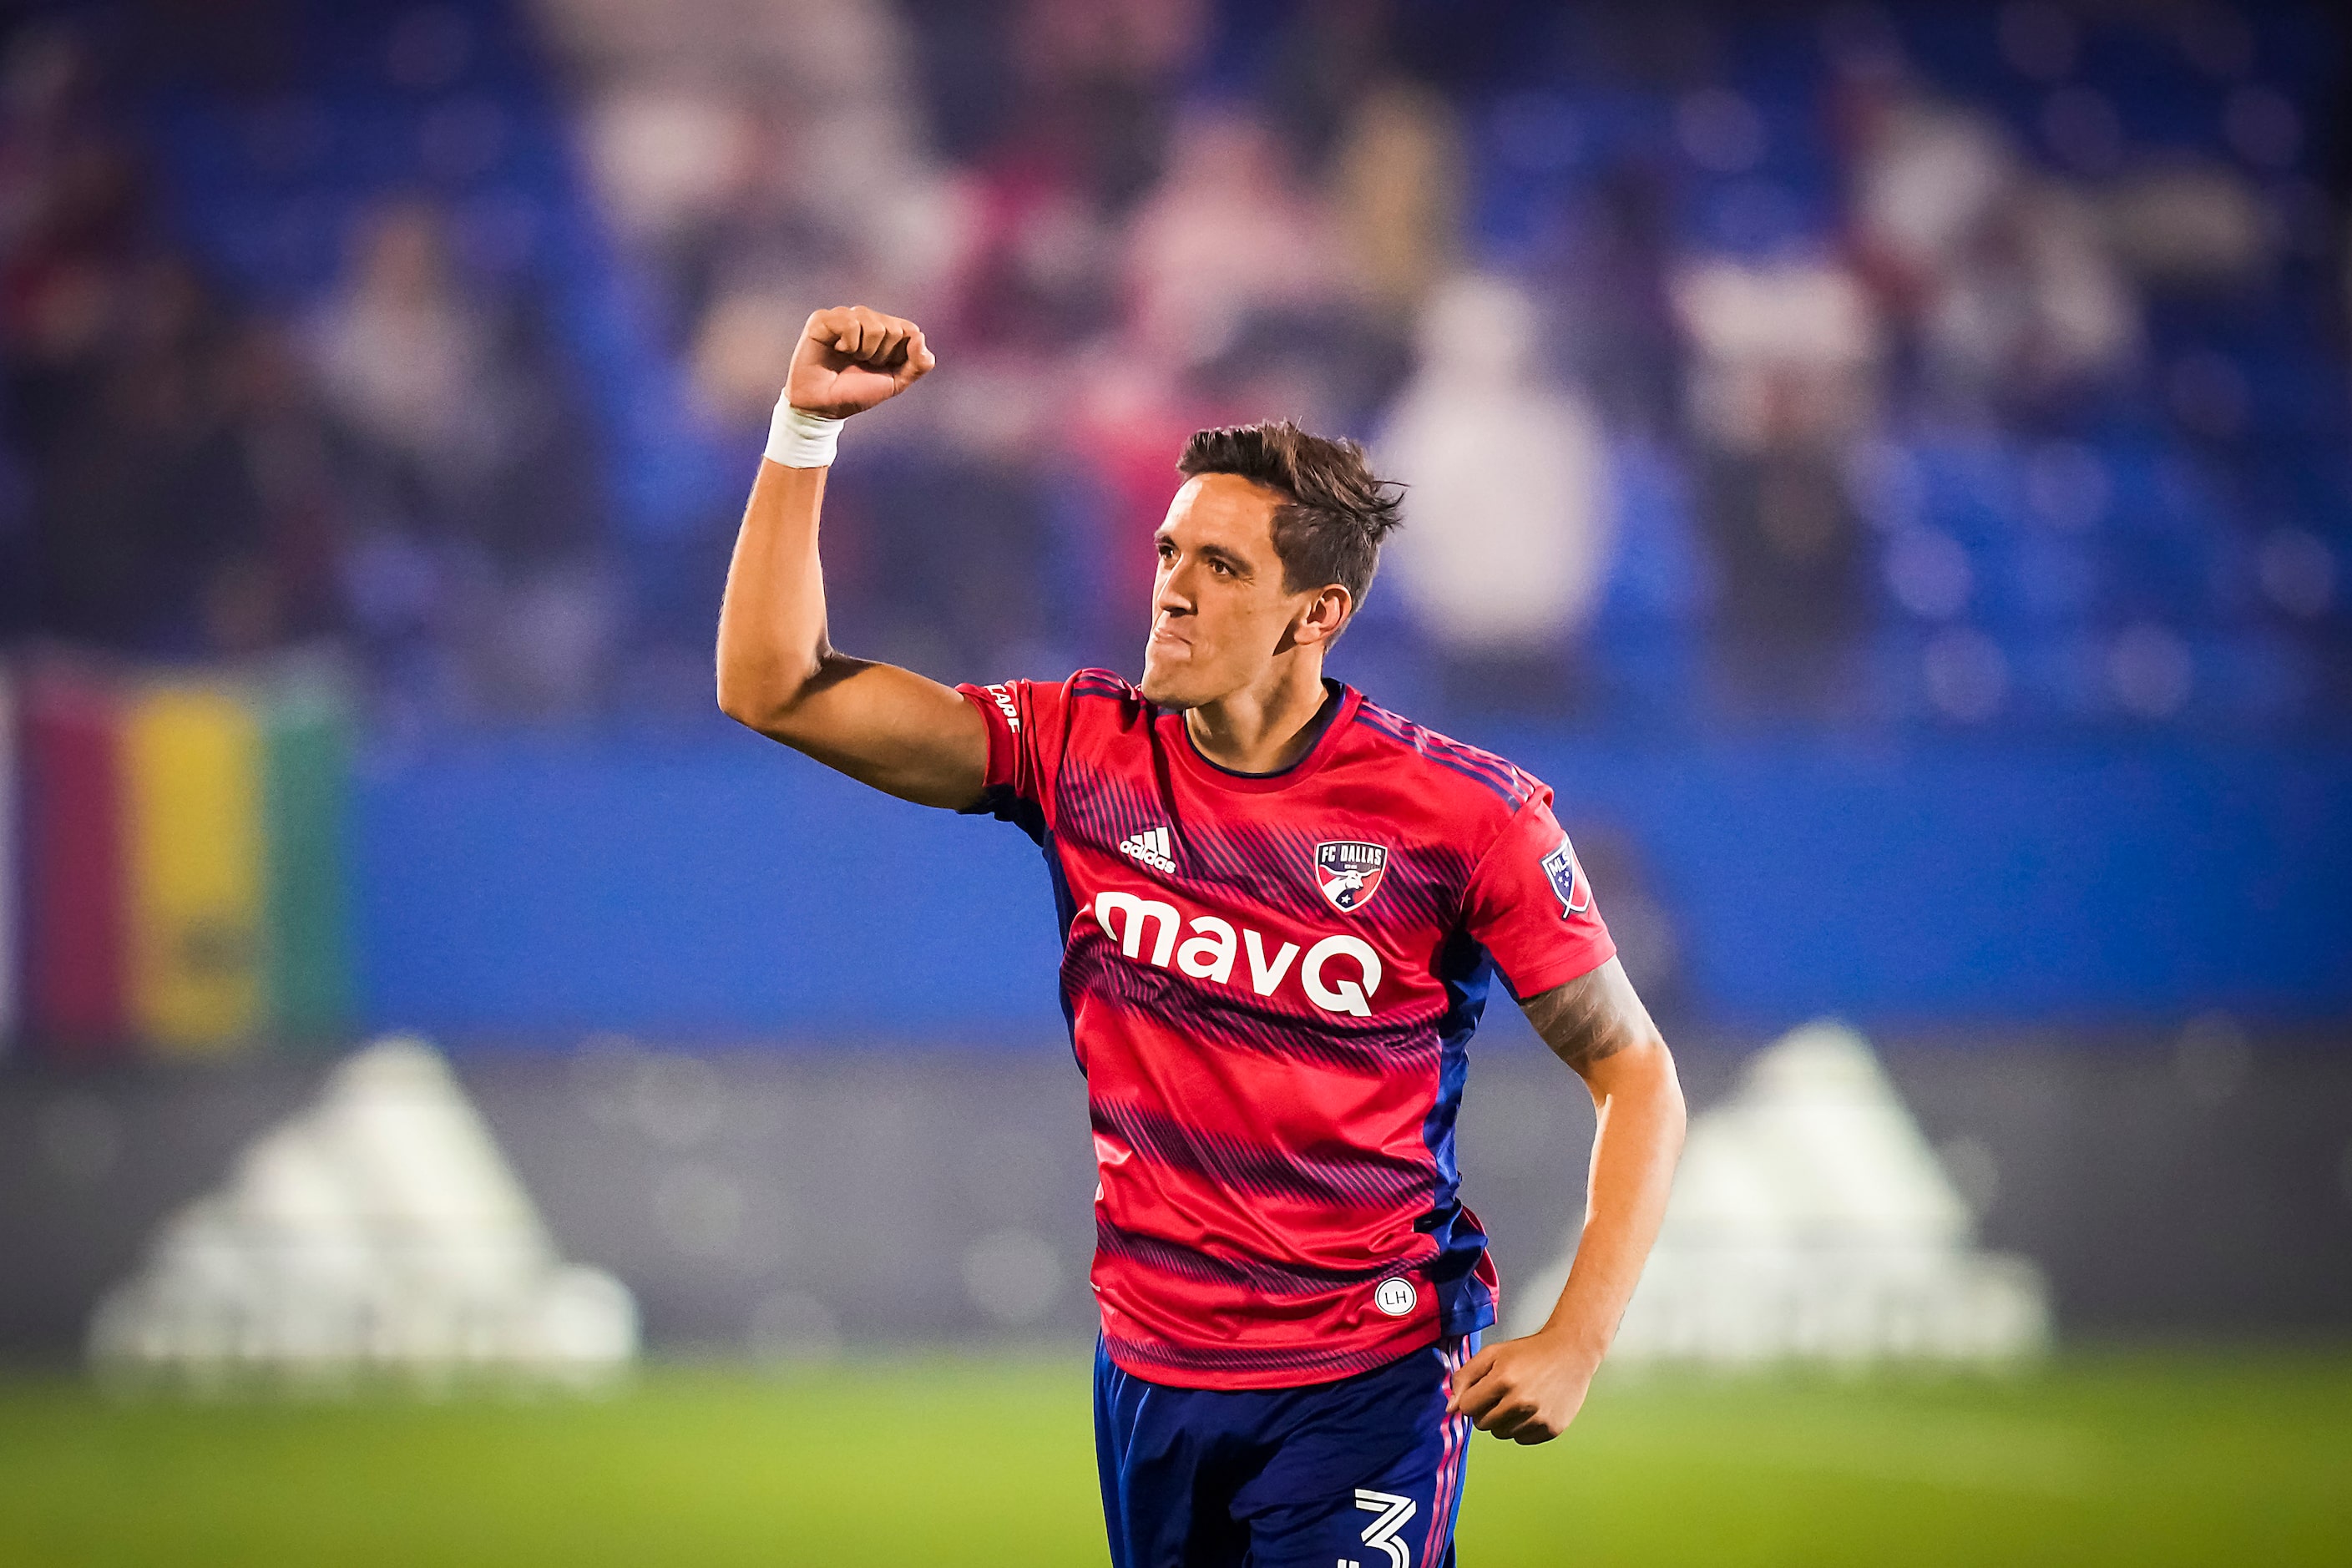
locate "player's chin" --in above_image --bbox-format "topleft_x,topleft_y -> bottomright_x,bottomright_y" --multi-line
1138,659 -> 1202,711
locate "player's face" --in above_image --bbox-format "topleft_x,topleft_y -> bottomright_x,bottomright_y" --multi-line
1141,474 -> 1322,710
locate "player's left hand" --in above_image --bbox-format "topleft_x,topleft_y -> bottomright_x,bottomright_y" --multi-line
1444,1330 -> 1602,1444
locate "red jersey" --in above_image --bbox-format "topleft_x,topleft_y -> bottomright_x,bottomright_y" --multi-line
956,670 -> 1615,1389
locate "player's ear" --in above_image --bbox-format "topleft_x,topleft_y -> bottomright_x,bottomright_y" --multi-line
1294,584 -> 1352,649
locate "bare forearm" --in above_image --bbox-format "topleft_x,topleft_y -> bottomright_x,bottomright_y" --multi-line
1507,959 -> 1686,1356
1539,1043 -> 1685,1353
716,458 -> 834,731
1447,963 -> 1686,1443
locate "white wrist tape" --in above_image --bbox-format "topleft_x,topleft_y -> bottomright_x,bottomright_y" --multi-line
766,397 -> 842,468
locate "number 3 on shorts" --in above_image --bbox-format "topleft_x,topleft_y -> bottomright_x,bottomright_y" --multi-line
1340,1487 -> 1416,1568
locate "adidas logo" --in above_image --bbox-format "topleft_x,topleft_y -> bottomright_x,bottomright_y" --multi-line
87,1036 -> 638,1388
1117,825 -> 1176,875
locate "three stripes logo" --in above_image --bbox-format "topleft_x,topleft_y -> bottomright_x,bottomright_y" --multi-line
1116,825 -> 1176,875
1340,1488 -> 1418,1568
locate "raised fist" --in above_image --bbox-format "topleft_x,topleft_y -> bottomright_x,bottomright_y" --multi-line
786,306 -> 936,419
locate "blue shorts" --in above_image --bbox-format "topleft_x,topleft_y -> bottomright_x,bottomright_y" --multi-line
1093,1334 -> 1478,1568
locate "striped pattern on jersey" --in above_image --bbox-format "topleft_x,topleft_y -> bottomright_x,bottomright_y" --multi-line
959,670 -> 1614,1389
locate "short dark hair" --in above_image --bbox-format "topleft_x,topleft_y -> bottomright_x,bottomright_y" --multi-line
1176,420 -> 1404,612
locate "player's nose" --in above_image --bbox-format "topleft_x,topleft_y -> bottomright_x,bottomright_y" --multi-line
1153,569 -> 1195,615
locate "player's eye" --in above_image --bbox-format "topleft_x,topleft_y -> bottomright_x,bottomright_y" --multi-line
1208,559 -> 1232,576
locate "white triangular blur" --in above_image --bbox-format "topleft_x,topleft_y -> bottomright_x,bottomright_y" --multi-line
89,1035 -> 637,1388
1510,1019 -> 2050,1367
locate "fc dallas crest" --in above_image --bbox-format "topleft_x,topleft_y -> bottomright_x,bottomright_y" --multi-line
1313,841 -> 1388,913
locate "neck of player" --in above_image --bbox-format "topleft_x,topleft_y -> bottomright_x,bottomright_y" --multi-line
1182,656 -> 1337,776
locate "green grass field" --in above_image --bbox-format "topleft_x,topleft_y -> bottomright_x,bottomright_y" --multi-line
4,1349 -> 2347,1565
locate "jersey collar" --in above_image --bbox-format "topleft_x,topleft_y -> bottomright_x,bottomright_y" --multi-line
1160,680 -> 1362,795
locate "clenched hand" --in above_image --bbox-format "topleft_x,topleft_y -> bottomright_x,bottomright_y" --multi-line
1445,1330 -> 1603,1444
786,305 -> 936,419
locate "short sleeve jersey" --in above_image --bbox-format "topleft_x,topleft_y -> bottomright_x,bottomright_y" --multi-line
957,670 -> 1615,1389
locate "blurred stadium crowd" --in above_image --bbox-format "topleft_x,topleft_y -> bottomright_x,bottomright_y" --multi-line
0,0 -> 2346,734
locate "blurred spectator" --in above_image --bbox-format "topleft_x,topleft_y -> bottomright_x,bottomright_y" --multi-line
589,91 -> 840,363
1561,161 -> 1686,439
1674,257 -> 1879,717
311,202 -> 506,506
1329,81 -> 1464,327
1848,96 -> 2013,309
0,23 -> 331,660
311,198 -> 611,718
1123,106 -> 1358,371
1929,180 -> 2139,406
34,256 -> 266,654
1008,0 -> 1206,211
224,321 -> 346,650
2101,159 -> 2277,294
939,154 -> 1119,357
1379,275 -> 1612,716
1262,0 -> 1399,172
1847,92 -> 2139,413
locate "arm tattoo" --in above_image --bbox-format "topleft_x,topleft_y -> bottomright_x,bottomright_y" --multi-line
1521,969 -> 1632,1072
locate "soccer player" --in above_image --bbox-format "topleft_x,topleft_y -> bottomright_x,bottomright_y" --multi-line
718,306 -> 1687,1567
